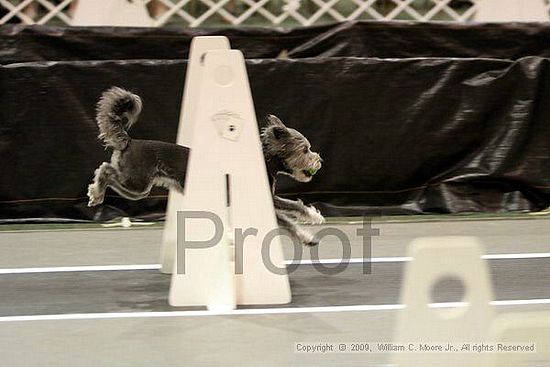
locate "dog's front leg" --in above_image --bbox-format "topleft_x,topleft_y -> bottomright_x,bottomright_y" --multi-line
276,211 -> 318,246
273,196 -> 325,224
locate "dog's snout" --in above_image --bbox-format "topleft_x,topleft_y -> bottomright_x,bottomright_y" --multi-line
313,154 -> 323,171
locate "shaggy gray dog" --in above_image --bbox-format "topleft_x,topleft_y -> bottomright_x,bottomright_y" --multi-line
261,115 -> 325,245
87,87 -> 324,246
87,87 -> 189,206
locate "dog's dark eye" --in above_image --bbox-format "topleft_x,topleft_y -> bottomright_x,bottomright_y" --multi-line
303,147 -> 309,153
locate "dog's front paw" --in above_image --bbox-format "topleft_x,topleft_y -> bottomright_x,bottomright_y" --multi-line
88,199 -> 102,207
305,238 -> 319,247
87,184 -> 103,207
303,232 -> 319,247
306,205 -> 325,225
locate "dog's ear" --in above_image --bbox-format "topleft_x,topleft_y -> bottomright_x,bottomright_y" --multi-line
272,126 -> 289,139
267,114 -> 286,127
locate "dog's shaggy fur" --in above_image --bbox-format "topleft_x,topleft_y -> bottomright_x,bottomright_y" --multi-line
87,87 -> 189,206
261,115 -> 325,245
88,87 -> 324,245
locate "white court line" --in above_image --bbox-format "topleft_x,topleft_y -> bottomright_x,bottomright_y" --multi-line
1,253 -> 550,274
0,264 -> 161,274
289,257 -> 413,265
288,252 -> 550,265
1,299 -> 549,322
483,252 -> 550,260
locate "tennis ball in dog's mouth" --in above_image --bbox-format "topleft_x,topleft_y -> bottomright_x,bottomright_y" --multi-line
307,169 -> 318,176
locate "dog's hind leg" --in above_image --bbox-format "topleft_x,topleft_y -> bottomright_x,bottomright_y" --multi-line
88,162 -> 112,206
88,162 -> 152,206
273,196 -> 325,224
276,211 -> 318,246
106,179 -> 152,201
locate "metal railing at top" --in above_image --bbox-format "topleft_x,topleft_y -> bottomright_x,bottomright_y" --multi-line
0,0 -> 549,27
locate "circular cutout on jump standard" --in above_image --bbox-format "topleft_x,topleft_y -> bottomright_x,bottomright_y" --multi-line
430,275 -> 468,319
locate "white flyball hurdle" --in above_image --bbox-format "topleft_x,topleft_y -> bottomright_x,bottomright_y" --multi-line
160,36 -> 291,310
394,236 -> 550,367
393,237 -> 494,367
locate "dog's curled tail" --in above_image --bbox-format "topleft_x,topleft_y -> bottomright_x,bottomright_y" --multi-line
96,87 -> 143,150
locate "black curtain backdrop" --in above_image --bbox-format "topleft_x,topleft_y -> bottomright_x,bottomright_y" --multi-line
2,22 -> 550,222
4,21 -> 550,63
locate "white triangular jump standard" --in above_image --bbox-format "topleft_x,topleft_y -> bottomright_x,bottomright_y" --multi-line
393,237 -> 494,367
160,36 -> 231,274
160,36 -> 291,310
